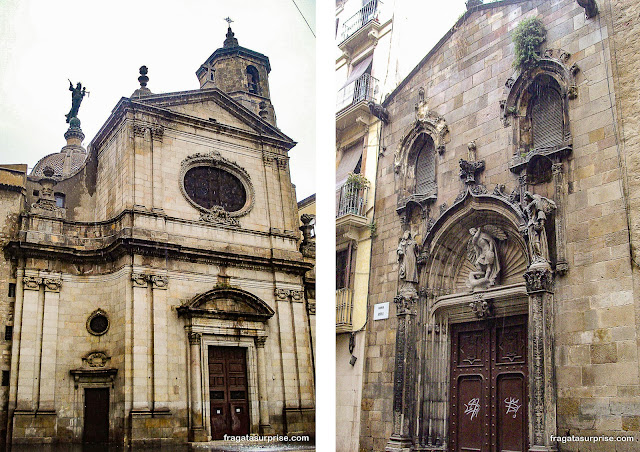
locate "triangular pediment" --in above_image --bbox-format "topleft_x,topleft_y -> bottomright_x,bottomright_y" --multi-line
132,88 -> 293,144
177,287 -> 274,322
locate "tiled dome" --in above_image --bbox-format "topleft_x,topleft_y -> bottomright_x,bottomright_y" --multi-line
31,146 -> 87,180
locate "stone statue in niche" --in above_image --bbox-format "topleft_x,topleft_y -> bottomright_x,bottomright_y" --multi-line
467,225 -> 507,291
398,231 -> 418,283
523,191 -> 557,267
397,231 -> 419,299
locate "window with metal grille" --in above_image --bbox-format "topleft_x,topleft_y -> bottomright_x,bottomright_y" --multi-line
4,325 -> 12,341
532,88 -> 563,150
414,136 -> 436,195
8,283 -> 15,298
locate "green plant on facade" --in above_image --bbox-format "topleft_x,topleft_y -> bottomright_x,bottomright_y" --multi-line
512,17 -> 546,72
347,172 -> 370,189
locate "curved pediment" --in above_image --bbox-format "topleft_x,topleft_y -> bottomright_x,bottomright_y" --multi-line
177,287 -> 274,322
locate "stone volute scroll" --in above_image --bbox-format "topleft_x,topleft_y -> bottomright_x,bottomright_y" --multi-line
523,191 -> 557,268
466,225 -> 507,291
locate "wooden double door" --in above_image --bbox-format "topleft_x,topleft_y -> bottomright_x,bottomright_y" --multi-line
449,315 -> 528,452
208,346 -> 250,439
83,388 -> 109,443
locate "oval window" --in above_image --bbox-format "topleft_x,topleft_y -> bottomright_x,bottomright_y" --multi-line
87,310 -> 110,336
183,166 -> 247,212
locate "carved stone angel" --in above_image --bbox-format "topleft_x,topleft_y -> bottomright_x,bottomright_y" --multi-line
467,225 -> 507,291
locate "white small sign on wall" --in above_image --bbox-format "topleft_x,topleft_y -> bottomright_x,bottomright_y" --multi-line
373,302 -> 389,320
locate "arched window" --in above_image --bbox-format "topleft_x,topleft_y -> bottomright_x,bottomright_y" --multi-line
531,86 -> 563,150
414,135 -> 436,195
246,66 -> 260,94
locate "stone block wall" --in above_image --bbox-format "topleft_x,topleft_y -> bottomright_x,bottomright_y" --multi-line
362,0 -> 640,448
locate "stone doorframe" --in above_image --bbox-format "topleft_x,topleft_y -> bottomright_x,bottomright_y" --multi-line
387,193 -> 559,452
177,287 -> 274,441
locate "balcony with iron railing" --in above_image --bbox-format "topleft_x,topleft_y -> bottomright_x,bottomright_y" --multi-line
339,0 -> 380,44
336,72 -> 378,114
336,181 -> 368,219
336,288 -> 354,332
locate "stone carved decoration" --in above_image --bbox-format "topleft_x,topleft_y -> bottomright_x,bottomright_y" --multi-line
200,206 -> 240,227
43,277 -> 62,292
255,336 -> 267,347
188,332 -> 202,344
31,167 -> 64,217
577,0 -> 598,18
523,191 -> 557,267
180,151 -> 254,220
131,272 -> 149,287
262,153 -> 288,169
524,267 -> 554,293
133,122 -> 164,140
82,351 -> 111,368
368,101 -> 389,124
23,275 -> 43,290
299,214 -> 316,258
466,225 -> 507,291
274,288 -> 304,301
459,159 -> 485,185
469,294 -> 493,318
150,275 -> 169,289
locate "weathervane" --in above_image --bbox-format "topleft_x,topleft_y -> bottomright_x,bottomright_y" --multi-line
224,17 -> 233,25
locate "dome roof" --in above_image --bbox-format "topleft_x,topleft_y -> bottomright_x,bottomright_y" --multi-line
31,146 -> 87,180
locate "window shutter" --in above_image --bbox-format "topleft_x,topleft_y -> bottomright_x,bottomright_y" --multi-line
415,146 -> 436,195
532,89 -> 563,150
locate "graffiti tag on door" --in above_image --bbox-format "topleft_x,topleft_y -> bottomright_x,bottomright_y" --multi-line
464,397 -> 481,420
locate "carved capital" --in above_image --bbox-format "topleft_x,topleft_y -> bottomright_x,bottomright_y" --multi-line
131,272 -> 149,287
150,275 -> 169,289
524,267 -> 554,293
274,288 -> 290,300
290,290 -> 304,302
23,276 -> 42,290
255,336 -> 267,348
43,277 -> 62,292
393,293 -> 417,316
188,332 -> 202,345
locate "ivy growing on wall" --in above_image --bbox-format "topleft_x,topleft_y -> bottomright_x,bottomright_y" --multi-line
512,18 -> 547,72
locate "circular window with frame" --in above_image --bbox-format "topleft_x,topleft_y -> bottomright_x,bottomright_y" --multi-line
87,309 -> 110,336
179,152 -> 254,218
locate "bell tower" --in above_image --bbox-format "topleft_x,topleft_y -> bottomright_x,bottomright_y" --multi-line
196,21 -> 277,125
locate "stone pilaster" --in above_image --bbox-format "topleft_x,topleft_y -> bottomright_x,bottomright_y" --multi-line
255,336 -> 272,434
386,294 -> 417,452
524,266 -> 557,452
16,273 -> 41,411
552,163 -> 568,275
131,272 -> 150,411
39,276 -> 62,411
151,275 -> 169,412
188,332 -> 207,441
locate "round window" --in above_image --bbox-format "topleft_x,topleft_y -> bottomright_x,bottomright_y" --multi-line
87,310 -> 109,336
183,166 -> 247,212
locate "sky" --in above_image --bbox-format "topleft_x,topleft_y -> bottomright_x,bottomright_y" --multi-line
0,0 -> 316,200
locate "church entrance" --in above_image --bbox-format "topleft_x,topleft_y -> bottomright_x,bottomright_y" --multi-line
449,315 -> 528,452
208,346 -> 250,439
83,388 -> 110,443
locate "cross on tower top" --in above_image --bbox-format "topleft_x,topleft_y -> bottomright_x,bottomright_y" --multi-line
224,17 -> 233,25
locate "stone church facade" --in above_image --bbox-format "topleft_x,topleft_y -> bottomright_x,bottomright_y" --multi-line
360,1 -> 640,451
1,27 -> 315,447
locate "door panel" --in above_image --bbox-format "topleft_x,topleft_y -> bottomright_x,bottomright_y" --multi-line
83,388 -> 109,443
450,316 -> 528,452
208,346 -> 250,439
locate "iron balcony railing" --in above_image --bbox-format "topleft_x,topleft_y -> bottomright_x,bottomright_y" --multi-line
339,0 -> 380,43
336,181 -> 367,218
336,288 -> 354,327
336,73 -> 378,113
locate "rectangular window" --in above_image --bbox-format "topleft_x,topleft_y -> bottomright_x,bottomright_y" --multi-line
8,283 -> 15,298
55,193 -> 66,208
4,326 -> 12,341
1,371 -> 9,386
337,247 -> 355,290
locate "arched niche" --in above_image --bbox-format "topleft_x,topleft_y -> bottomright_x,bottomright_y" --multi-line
500,52 -> 578,175
395,114 -> 448,219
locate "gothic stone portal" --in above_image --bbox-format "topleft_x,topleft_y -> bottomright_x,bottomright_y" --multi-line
450,315 -> 528,452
